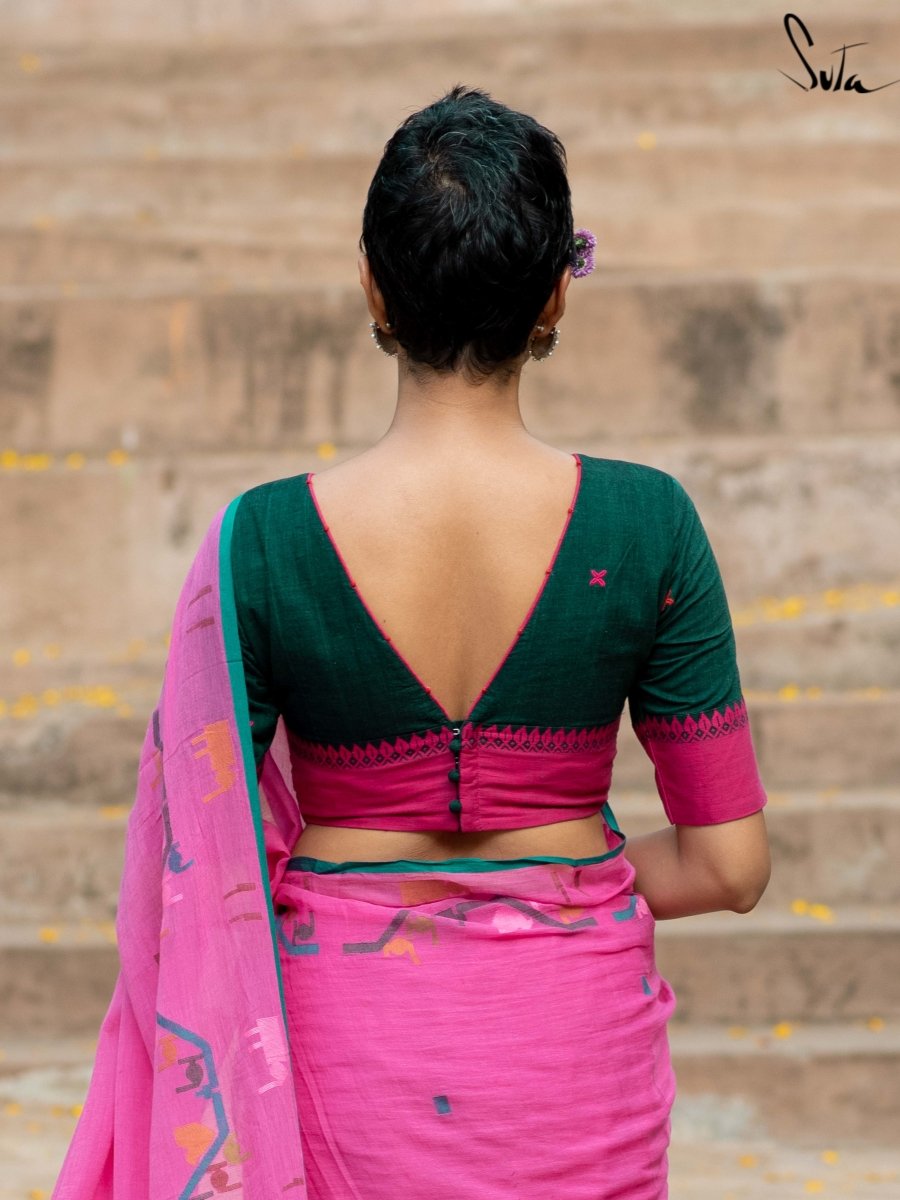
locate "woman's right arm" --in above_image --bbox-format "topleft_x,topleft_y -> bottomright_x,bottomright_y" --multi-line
624,812 -> 771,919
624,475 -> 770,919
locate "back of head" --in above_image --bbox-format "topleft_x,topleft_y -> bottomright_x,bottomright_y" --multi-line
361,84 -> 574,383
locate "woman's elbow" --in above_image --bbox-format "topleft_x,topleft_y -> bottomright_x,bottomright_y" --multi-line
725,856 -> 772,913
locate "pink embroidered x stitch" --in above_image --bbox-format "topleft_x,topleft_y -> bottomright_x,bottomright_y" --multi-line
589,569 -> 607,587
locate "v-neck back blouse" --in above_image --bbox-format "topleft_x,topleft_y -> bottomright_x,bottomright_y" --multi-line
230,453 -> 767,832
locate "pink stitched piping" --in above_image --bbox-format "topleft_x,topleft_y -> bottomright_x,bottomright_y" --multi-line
306,453 -> 583,725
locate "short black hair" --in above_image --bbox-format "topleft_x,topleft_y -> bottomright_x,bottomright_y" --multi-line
360,84 -> 574,382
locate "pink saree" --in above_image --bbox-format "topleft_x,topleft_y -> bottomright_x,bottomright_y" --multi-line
52,491 -> 679,1198
51,499 -> 309,1197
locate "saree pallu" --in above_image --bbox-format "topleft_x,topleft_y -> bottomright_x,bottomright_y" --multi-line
273,836 -> 676,1200
52,501 -> 310,1198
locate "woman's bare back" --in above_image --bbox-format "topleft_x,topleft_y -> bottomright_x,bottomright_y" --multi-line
290,442 -> 611,862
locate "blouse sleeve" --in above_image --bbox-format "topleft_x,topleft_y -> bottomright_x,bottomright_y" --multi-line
627,477 -> 767,826
237,611 -> 281,774
230,492 -> 281,775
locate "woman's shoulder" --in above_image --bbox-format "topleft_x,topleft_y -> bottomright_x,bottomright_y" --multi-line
576,452 -> 688,506
235,470 -> 311,511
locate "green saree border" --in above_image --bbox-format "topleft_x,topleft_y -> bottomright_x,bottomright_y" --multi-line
287,802 -> 627,874
219,493 -> 289,1037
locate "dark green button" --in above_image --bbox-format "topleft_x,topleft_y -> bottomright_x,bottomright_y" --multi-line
447,767 -> 460,784
449,798 -> 462,814
448,736 -> 462,753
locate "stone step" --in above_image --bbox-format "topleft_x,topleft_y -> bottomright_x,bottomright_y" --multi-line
0,802 -> 127,922
3,278 -> 900,472
668,1021 -> 900,1146
734,605 -> 900,691
2,789 -> 897,924
3,47 -> 900,165
1,0 -> 891,45
2,5 -> 898,89
6,196 -> 900,289
2,902 -> 898,1038
654,901 -> 900,1024
1,1039 -> 898,1198
3,140 -> 900,242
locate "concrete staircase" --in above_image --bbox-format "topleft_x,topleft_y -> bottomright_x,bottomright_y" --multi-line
1,1 -> 899,1195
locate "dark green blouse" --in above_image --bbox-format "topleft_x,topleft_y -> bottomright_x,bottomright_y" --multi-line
230,453 -> 766,827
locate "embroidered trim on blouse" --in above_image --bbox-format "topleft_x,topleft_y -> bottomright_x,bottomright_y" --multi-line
469,721 -> 619,754
287,720 -> 620,769
633,700 -> 749,744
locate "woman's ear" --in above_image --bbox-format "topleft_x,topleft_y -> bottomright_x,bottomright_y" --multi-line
536,266 -> 574,332
358,253 -> 390,328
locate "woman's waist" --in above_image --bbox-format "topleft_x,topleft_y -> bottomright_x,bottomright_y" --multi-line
290,809 -> 621,864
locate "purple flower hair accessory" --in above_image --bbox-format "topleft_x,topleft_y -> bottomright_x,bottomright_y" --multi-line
571,228 -> 597,278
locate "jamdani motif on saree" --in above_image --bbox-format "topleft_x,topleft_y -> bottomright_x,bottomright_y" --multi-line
272,834 -> 676,1200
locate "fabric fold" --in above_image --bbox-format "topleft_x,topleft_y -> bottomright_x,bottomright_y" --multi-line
52,497 -> 309,1199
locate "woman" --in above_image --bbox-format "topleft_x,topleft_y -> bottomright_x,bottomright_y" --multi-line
53,85 -> 769,1200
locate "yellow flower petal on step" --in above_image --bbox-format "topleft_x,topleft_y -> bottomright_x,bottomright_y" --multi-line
70,1103 -> 83,1117
821,1150 -> 840,1165
100,804 -> 129,819
28,1190 -> 47,1200
866,1016 -> 885,1032
19,52 -> 41,72
772,1021 -> 794,1039
823,588 -> 845,608
3,1101 -> 22,1116
26,1120 -> 42,1133
805,686 -> 823,700
106,448 -> 129,467
882,590 -> 900,607
12,648 -> 31,666
38,926 -> 60,943
116,703 -> 134,718
778,684 -> 801,701
316,441 -> 337,461
738,1153 -> 759,1168
50,1104 -> 68,1117
12,694 -> 39,718
782,595 -> 807,617
42,689 -> 62,706
809,903 -> 834,922
22,452 -> 52,469
636,130 -> 657,150
804,1182 -> 824,1194
791,899 -> 809,915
